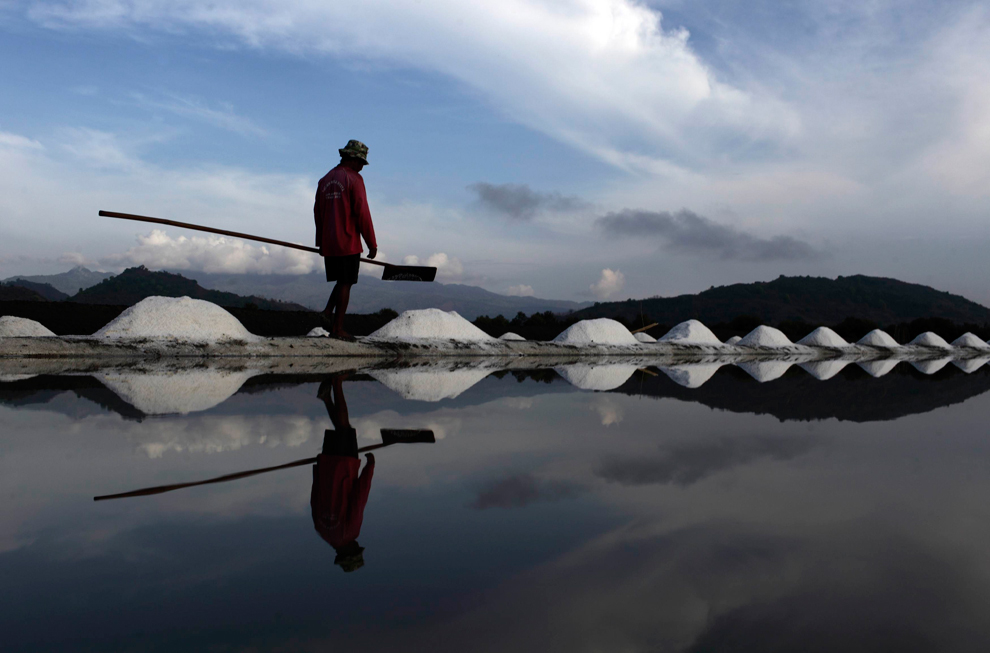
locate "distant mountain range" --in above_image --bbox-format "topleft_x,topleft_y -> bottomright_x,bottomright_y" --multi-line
574,275 -> 990,326
180,270 -> 591,319
3,266 -> 113,295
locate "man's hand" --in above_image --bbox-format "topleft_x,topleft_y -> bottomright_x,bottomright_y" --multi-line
367,248 -> 377,259
365,453 -> 375,464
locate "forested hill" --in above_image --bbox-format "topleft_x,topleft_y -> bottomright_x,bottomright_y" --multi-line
573,275 -> 990,325
70,266 -> 309,311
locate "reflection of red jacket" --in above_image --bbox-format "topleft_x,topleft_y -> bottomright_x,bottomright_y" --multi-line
311,455 -> 375,549
314,165 -> 377,257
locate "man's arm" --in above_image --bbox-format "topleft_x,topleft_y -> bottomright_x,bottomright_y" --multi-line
351,177 -> 378,257
314,186 -> 324,250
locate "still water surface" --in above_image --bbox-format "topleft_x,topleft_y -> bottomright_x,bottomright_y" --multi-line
3,364 -> 990,651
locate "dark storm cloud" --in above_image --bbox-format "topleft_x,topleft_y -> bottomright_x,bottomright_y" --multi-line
468,182 -> 588,220
595,208 -> 822,261
598,434 -> 818,487
471,473 -> 581,509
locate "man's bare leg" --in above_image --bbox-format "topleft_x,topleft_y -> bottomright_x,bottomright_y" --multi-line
333,282 -> 352,338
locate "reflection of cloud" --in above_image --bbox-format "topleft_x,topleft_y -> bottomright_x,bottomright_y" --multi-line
471,473 -> 581,510
598,434 -> 818,487
132,415 -> 322,458
592,396 -> 624,426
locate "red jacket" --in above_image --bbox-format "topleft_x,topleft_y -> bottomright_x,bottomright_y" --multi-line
314,165 -> 378,257
311,454 -> 375,549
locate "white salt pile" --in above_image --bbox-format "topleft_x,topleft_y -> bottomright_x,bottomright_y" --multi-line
737,360 -> 793,383
553,319 -> 638,346
555,363 -> 638,391
368,309 -> 494,342
857,329 -> 899,347
98,369 -> 256,415
797,327 -> 849,348
799,360 -> 850,381
659,363 -> 722,389
858,359 -> 900,378
370,366 -> 491,401
908,332 -> 951,348
0,373 -> 38,382
658,320 -> 722,346
954,357 -> 989,374
952,333 -> 990,350
498,332 -> 526,341
0,315 -> 56,337
634,332 -> 656,343
724,335 -> 742,345
307,327 -> 330,337
737,326 -> 794,348
911,358 -> 950,375
95,297 -> 257,342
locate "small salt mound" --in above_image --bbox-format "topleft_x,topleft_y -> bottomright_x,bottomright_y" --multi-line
555,364 -> 638,391
99,369 -> 256,415
738,326 -> 793,348
634,332 -> 656,343
800,360 -> 850,381
553,319 -> 637,346
908,332 -> 951,349
0,373 -> 38,382
912,358 -> 950,375
499,332 -> 526,341
658,320 -> 722,346
370,366 -> 491,401
797,327 -> 849,348
724,335 -> 742,345
307,327 -> 330,337
857,329 -> 899,347
737,360 -> 792,383
95,297 -> 257,342
952,333 -> 990,350
0,315 -> 56,337
368,309 -> 494,342
659,363 -> 722,388
953,357 -> 989,374
858,359 -> 899,378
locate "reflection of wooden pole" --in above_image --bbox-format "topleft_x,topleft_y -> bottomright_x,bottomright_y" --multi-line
631,323 -> 658,334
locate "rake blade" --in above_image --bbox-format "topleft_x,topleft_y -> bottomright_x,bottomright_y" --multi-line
380,264 -> 437,282
380,429 -> 436,445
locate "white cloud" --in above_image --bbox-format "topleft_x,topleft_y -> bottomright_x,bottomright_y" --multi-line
403,252 -> 464,281
24,0 -> 796,173
101,229 -> 320,274
130,91 -> 267,137
0,131 -> 44,150
505,284 -> 535,297
590,268 -> 625,299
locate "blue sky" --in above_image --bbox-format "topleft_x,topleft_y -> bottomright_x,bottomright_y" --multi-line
2,0 -> 989,303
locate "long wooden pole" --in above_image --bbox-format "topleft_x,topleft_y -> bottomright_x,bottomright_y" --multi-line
98,210 -> 387,268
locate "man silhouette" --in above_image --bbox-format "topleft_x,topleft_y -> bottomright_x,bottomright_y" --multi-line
311,375 -> 375,572
314,140 -> 378,340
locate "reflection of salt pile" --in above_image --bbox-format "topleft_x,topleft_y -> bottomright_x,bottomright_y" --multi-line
908,332 -> 951,349
738,326 -> 793,348
858,359 -> 900,377
800,360 -> 850,380
659,363 -> 722,388
499,332 -> 526,341
0,373 -> 38,382
0,316 -> 56,337
737,360 -> 793,382
555,364 -> 638,391
95,297 -> 257,342
724,335 -> 742,345
370,366 -> 491,401
553,319 -> 637,345
798,327 -> 849,348
952,333 -> 990,350
98,369 -> 256,414
634,332 -> 656,343
858,329 -> 899,347
368,309 -> 494,342
954,357 -> 989,373
911,358 -> 950,375
308,327 -> 330,337
659,320 -> 722,345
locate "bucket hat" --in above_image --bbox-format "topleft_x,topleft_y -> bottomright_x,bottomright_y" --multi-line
339,139 -> 369,164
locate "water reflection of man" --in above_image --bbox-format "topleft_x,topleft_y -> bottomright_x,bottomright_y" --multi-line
312,376 -> 375,573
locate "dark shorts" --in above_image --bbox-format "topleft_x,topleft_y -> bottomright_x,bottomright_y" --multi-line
324,254 -> 360,285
